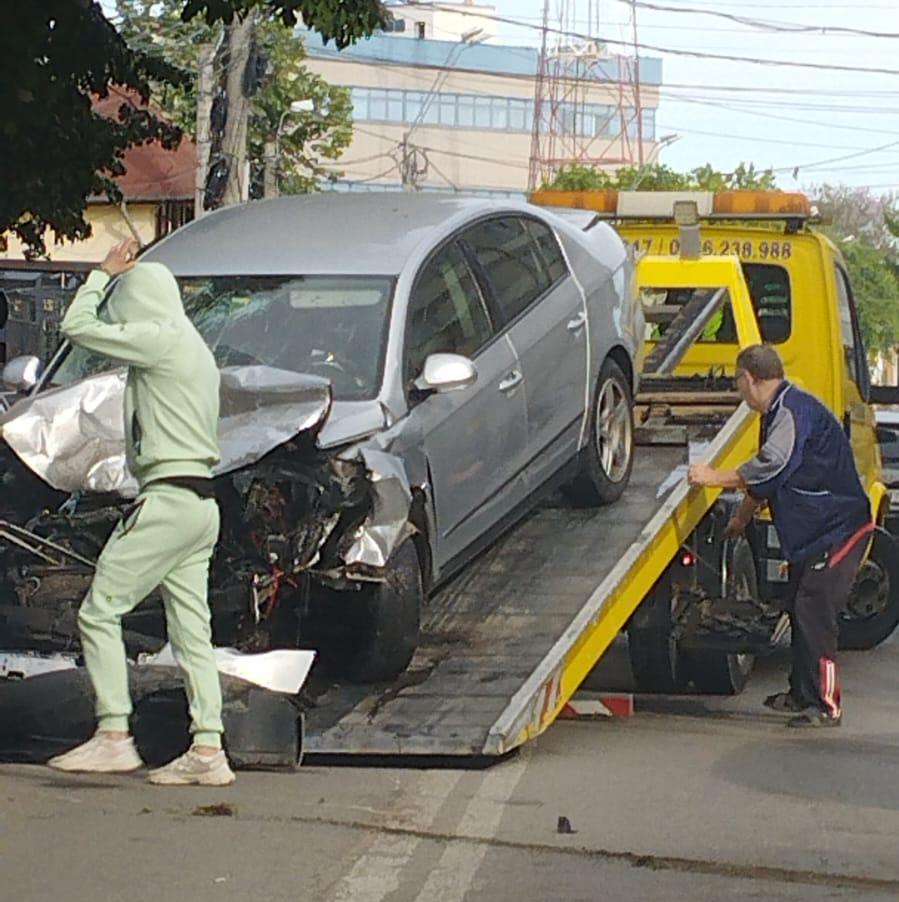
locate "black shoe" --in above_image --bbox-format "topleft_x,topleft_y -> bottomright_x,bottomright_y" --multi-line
786,708 -> 842,728
763,691 -> 804,713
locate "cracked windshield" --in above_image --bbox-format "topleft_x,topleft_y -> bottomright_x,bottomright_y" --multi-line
51,275 -> 393,401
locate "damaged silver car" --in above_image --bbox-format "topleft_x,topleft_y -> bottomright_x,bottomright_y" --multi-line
0,194 -> 642,682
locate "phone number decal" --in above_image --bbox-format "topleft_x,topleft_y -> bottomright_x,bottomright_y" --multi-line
631,238 -> 793,260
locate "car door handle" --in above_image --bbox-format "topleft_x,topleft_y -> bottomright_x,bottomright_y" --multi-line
498,369 -> 523,393
567,312 -> 587,333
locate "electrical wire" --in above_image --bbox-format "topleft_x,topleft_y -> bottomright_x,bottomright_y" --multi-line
406,2 -> 899,77
612,0 -> 899,39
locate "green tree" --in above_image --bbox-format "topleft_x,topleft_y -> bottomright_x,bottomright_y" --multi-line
544,162 -> 776,192
1,0 -> 385,257
809,184 -> 899,357
113,0 -> 354,198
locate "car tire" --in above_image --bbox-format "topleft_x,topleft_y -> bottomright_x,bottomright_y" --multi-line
687,538 -> 757,695
838,527 -> 899,650
564,358 -> 634,507
344,536 -> 423,683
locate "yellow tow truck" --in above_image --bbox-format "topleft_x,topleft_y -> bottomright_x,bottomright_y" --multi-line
529,187 -> 899,694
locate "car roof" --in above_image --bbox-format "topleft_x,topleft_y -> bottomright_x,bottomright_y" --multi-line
143,193 -> 530,277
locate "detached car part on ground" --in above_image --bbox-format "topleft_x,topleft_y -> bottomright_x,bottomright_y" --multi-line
0,194 -> 642,683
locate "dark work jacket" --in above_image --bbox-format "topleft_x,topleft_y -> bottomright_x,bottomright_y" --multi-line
737,381 -> 870,562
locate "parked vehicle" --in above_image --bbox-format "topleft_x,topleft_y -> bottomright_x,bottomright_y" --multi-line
875,409 -> 899,533
0,194 -> 642,682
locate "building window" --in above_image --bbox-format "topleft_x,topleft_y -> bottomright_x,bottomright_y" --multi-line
155,200 -> 193,240
416,21 -> 426,39
345,85 -> 649,139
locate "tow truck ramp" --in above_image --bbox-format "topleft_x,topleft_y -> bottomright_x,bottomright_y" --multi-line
305,402 -> 757,759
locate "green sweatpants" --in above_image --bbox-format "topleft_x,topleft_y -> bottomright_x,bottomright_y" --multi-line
78,483 -> 223,747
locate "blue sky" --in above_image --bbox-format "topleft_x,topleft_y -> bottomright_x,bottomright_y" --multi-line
488,0 -> 899,193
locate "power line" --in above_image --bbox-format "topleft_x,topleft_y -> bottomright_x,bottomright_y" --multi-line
407,2 -> 899,77
612,0 -> 899,39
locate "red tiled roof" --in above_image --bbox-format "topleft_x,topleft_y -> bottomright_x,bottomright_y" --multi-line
93,87 -> 197,201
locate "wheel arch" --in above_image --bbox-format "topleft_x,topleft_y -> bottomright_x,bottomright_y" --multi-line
606,344 -> 636,397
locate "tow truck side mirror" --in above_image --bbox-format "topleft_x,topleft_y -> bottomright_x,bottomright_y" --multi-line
2,355 -> 41,394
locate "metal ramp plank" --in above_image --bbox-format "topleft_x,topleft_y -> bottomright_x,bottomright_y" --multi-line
305,409 -> 755,758
304,443 -> 691,757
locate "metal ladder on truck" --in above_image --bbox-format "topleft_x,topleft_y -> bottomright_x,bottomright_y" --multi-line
304,255 -> 764,760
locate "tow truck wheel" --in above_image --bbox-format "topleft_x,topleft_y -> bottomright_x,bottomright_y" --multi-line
344,536 -> 423,683
838,527 -> 899,650
565,358 -> 634,507
627,573 -> 684,693
687,538 -> 757,695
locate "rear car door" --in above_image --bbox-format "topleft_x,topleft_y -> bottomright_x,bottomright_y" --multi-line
461,215 -> 587,485
404,240 -> 528,568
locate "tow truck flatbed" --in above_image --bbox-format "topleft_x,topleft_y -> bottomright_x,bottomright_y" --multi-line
305,402 -> 756,759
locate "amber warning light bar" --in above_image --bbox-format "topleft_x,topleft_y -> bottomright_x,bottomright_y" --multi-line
529,189 -> 814,222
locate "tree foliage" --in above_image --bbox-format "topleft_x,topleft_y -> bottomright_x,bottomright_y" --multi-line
1,0 -> 384,258
544,162 -> 777,192
181,0 -> 389,46
113,0 -> 354,197
809,184 -> 899,357
0,1 -> 183,258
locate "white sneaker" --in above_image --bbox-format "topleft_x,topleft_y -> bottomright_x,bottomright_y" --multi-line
147,748 -> 235,786
47,733 -> 143,773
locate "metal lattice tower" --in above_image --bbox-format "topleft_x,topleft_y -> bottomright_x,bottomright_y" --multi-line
528,0 -> 645,192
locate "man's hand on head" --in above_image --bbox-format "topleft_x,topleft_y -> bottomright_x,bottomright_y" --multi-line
100,239 -> 139,277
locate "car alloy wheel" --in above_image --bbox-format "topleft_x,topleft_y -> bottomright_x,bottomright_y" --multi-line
595,376 -> 633,484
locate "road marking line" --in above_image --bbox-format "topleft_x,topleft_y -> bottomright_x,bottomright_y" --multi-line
412,757 -> 529,902
330,770 -> 462,902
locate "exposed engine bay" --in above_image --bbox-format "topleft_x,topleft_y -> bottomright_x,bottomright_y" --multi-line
0,366 -> 415,665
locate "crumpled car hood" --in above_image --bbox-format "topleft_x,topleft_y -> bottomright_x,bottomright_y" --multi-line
0,366 -> 334,497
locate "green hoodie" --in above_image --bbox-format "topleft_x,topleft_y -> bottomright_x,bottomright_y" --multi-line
61,263 -> 220,489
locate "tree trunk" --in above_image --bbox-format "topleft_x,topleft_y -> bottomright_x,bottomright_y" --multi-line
220,14 -> 255,207
194,43 -> 216,217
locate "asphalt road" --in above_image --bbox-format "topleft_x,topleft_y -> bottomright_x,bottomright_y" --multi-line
3,636 -> 899,902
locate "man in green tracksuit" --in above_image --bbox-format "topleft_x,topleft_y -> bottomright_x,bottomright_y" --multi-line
47,239 -> 234,786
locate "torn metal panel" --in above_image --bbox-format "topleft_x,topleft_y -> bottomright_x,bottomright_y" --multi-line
0,365 -> 332,497
142,643 -> 316,695
340,448 -> 414,573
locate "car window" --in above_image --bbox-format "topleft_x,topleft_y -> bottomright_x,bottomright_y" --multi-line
462,216 -> 552,323
51,275 -> 394,402
405,242 -> 494,383
877,423 -> 899,465
525,219 -> 568,284
833,264 -> 870,399
642,264 -> 791,345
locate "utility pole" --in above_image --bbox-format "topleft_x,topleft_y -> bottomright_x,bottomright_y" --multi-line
263,139 -> 278,198
220,13 -> 256,206
194,43 -> 216,217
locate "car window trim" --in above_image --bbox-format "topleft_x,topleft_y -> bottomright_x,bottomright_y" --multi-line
403,238 -> 500,394
459,213 -> 571,333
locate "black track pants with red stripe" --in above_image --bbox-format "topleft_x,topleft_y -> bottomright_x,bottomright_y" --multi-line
786,538 -> 867,716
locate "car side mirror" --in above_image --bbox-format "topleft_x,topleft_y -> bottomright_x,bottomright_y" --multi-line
413,353 -> 477,394
2,355 -> 41,393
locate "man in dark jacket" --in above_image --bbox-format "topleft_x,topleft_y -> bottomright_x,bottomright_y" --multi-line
688,344 -> 872,727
